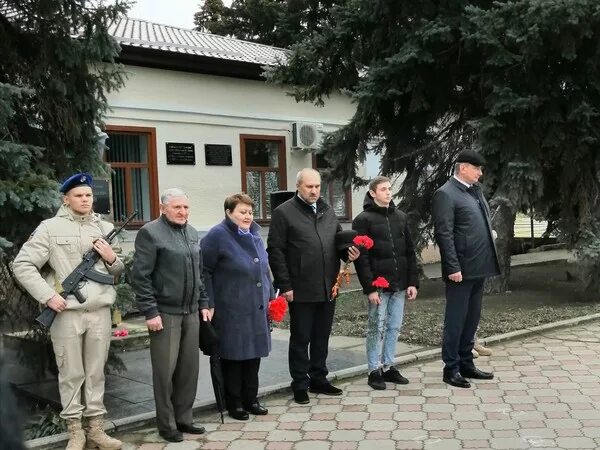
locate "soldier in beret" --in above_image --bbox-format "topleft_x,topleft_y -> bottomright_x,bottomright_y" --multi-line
432,151 -> 500,389
13,173 -> 124,450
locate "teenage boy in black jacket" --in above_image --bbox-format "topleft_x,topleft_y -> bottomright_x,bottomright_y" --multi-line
352,176 -> 419,390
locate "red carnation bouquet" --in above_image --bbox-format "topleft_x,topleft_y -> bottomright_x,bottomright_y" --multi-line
331,234 -> 375,299
372,276 -> 390,290
353,235 -> 374,250
371,276 -> 390,298
268,293 -> 288,322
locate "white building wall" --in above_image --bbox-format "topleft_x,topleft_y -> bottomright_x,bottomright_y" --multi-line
106,65 -> 368,231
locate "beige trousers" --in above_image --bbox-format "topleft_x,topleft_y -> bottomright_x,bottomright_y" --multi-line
50,307 -> 111,419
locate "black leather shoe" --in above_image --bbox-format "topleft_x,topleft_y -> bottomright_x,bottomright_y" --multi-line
293,390 -> 309,404
228,407 -> 249,421
443,372 -> 471,388
309,382 -> 343,396
245,402 -> 268,415
159,430 -> 183,442
176,422 -> 206,434
461,368 -> 494,380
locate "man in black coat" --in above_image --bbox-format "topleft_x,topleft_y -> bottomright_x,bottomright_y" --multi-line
432,150 -> 500,388
267,168 -> 360,404
352,176 -> 419,390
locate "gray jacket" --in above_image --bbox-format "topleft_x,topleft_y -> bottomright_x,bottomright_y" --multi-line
132,215 -> 209,319
432,178 -> 500,280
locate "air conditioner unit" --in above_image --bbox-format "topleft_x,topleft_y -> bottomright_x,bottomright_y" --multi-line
292,122 -> 321,150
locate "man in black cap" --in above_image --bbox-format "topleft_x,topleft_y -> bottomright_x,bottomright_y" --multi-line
432,150 -> 500,388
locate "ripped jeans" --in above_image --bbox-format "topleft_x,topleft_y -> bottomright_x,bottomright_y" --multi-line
366,290 -> 406,372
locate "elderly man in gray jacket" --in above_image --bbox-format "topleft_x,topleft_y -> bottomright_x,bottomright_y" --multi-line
132,188 -> 211,443
432,150 -> 500,389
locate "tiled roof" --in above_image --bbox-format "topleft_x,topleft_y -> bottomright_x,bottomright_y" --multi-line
108,17 -> 287,66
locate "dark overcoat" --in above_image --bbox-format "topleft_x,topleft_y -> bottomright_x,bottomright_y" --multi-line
267,195 -> 344,302
432,177 -> 500,280
201,217 -> 273,360
352,192 -> 419,294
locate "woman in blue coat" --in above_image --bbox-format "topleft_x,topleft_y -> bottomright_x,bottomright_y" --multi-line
201,193 -> 273,421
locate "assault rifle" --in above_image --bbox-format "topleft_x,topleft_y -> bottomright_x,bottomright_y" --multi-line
35,210 -> 137,329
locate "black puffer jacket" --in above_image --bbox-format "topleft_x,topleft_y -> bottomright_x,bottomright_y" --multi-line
352,193 -> 419,294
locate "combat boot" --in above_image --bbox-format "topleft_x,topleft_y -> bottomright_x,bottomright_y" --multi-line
473,343 -> 492,356
85,415 -> 122,449
65,419 -> 86,450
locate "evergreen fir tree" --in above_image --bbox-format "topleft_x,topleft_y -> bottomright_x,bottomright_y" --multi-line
0,0 -> 129,255
267,0 -> 600,292
194,0 -> 345,48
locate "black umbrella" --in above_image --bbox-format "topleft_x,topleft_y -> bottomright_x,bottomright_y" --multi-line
199,319 -> 226,424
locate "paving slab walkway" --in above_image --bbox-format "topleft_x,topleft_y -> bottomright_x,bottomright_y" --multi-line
77,319 -> 600,450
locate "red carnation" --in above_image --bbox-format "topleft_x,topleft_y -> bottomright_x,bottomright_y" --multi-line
372,277 -> 390,289
268,296 -> 288,322
353,235 -> 374,250
112,328 -> 129,337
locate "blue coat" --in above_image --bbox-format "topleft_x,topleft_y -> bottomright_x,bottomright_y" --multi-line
201,217 -> 273,360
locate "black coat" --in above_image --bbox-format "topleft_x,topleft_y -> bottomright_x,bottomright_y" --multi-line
432,178 -> 500,280
352,193 -> 419,294
267,195 -> 344,302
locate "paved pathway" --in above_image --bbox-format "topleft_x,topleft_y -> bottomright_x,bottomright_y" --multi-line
110,320 -> 600,450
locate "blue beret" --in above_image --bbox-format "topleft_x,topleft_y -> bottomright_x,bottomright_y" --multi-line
60,172 -> 94,194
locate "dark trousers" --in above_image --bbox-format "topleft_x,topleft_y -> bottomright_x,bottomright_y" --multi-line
149,312 -> 199,433
442,278 -> 485,376
288,300 -> 336,392
220,358 -> 261,410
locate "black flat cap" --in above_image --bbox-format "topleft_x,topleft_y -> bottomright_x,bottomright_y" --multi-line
335,229 -> 358,251
270,190 -> 295,212
456,150 -> 486,167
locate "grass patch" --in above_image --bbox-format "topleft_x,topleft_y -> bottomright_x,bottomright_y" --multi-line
277,262 -> 600,347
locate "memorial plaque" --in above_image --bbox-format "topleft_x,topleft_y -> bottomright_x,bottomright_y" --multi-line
93,178 -> 111,215
166,142 -> 196,165
205,144 -> 232,166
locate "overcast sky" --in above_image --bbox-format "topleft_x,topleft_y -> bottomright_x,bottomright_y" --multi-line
126,0 -> 232,29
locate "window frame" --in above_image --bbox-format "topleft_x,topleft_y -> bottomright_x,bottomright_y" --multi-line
240,134 -> 287,223
312,154 -> 352,221
104,125 -> 160,228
